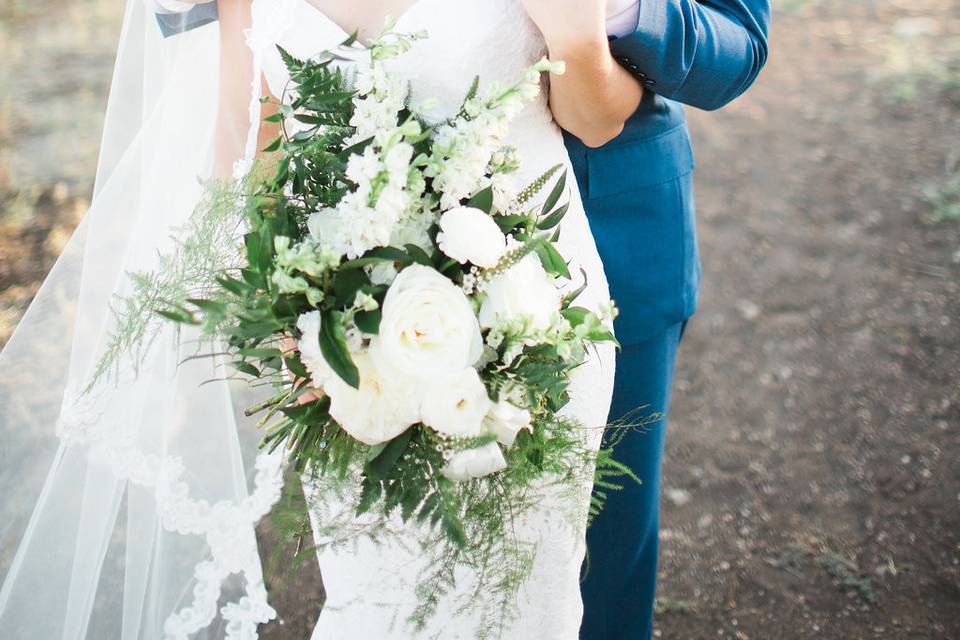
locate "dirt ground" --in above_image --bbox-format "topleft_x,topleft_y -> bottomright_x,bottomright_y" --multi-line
1,1 -> 959,638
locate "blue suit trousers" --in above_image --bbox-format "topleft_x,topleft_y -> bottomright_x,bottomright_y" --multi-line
580,321 -> 686,640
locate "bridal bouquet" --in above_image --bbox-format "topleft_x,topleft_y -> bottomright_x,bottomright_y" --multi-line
98,27 -> 632,630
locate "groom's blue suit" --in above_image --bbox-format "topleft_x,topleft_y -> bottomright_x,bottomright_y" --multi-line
565,2 -> 770,639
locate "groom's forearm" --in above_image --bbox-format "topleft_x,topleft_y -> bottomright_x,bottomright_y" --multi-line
545,32 -> 644,148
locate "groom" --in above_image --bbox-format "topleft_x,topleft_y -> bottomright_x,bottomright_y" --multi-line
536,2 -> 770,639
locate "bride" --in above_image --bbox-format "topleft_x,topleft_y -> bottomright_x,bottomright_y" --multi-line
0,1 -> 643,638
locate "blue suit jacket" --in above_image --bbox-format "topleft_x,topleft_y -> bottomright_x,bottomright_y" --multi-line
564,0 -> 770,343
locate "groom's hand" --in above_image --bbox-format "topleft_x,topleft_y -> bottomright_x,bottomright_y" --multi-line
519,0 -> 608,52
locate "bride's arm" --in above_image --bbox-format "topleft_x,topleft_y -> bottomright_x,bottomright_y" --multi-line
521,0 -> 643,148
214,1 -> 281,177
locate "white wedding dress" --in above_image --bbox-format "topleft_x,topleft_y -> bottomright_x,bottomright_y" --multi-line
260,1 -> 618,638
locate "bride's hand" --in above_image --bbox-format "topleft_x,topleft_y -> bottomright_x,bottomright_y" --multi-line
519,0 -> 608,50
280,337 -> 326,405
519,0 -> 641,148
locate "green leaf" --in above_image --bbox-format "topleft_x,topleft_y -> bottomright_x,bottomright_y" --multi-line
560,267 -> 589,309
542,169 -> 567,215
365,427 -> 414,482
225,320 -> 280,339
355,309 -> 382,334
415,491 -> 440,524
400,483 -> 425,522
245,232 -> 261,268
467,185 -> 494,214
217,275 -> 256,296
339,245 -> 410,270
240,268 -> 266,289
284,355 -> 308,379
338,136 -> 374,163
365,442 -> 389,462
535,241 -> 571,279
186,298 -> 224,313
587,327 -> 620,347
155,307 -> 197,325
306,90 -> 356,105
253,225 -> 273,275
536,203 -> 569,230
494,213 -> 529,233
404,243 -> 432,266
356,478 -> 383,516
231,361 -> 261,378
238,347 -> 282,359
560,306 -> 590,326
333,268 -> 370,305
442,512 -> 468,549
319,309 -> 360,388
262,136 -> 282,153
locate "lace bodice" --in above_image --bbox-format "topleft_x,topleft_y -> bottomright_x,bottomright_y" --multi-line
263,0 -> 555,145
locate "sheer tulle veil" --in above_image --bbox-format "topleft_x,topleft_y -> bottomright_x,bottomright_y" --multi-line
0,1 -> 290,637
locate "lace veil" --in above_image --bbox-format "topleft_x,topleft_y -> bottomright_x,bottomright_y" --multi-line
0,1 -> 292,637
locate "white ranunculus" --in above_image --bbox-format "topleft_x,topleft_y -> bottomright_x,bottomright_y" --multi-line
441,442 -> 507,482
483,399 -> 533,448
436,206 -> 507,268
374,264 -> 484,378
324,350 -> 420,446
478,253 -> 561,332
421,367 -> 491,438
296,311 -> 334,385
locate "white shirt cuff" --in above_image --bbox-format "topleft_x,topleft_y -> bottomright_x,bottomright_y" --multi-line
606,1 -> 641,39
144,0 -> 197,14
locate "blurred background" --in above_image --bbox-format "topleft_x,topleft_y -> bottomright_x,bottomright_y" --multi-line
1,0 -> 958,638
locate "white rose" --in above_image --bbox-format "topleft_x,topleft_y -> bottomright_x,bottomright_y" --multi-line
324,350 -> 420,446
296,311 -> 334,384
483,399 -> 533,448
478,253 -> 561,332
436,206 -> 507,269
441,442 -> 507,482
421,367 -> 491,438
374,264 -> 483,379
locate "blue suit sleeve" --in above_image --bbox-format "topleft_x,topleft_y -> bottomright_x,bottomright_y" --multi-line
154,3 -> 219,38
610,0 -> 771,111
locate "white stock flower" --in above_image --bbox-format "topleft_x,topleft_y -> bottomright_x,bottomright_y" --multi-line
324,351 -> 420,446
374,264 -> 483,378
441,441 -> 507,482
483,399 -> 533,448
436,206 -> 507,269
296,311 -> 334,385
479,253 -> 561,332
384,142 -> 414,184
421,367 -> 491,438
